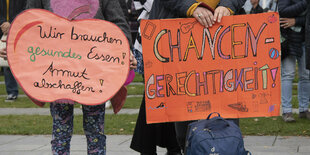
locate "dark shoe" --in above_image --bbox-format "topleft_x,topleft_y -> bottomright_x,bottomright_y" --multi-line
5,94 -> 17,102
282,113 -> 295,122
165,152 -> 182,155
299,111 -> 310,120
166,146 -> 182,155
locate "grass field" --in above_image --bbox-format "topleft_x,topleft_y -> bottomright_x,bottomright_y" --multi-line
0,114 -> 138,135
1,114 -> 310,136
1,72 -> 310,136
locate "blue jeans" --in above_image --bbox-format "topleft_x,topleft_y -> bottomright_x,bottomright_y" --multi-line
132,48 -> 144,74
3,67 -> 18,96
50,103 -> 106,155
281,45 -> 310,113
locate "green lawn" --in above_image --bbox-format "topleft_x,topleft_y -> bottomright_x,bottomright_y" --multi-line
1,114 -> 310,136
292,84 -> 297,95
240,115 -> 310,136
0,84 -> 25,95
127,85 -> 144,95
0,114 -> 138,135
132,73 -> 143,82
0,96 -> 142,109
122,97 -> 142,108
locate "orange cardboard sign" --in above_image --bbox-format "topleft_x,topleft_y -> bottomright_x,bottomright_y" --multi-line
7,9 -> 130,105
141,13 -> 281,123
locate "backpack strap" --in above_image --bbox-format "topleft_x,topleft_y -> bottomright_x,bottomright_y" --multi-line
207,112 -> 221,119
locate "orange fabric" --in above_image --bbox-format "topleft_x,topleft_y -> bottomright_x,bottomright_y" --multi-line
140,12 -> 281,123
6,0 -> 9,21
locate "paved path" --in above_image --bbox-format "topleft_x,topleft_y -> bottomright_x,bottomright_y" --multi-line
0,135 -> 310,155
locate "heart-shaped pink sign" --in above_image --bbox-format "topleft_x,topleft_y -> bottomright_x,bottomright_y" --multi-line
7,9 -> 130,105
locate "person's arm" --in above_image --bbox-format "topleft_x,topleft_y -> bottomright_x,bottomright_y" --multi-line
10,0 -> 27,21
213,0 -> 247,23
0,22 -> 10,34
0,45 -> 7,59
295,16 -> 306,27
278,0 -> 307,18
158,0 -> 218,17
306,0 -> 310,70
0,20 -> 5,28
0,0 -> 7,34
101,0 -> 137,69
158,0 -> 197,17
0,0 -> 6,26
218,0 -> 246,14
280,16 -> 305,29
0,3 -> 9,35
188,1 -> 220,27
213,0 -> 246,23
2,1 -> 28,35
158,0 -> 220,27
0,17 -> 5,29
102,0 -> 132,46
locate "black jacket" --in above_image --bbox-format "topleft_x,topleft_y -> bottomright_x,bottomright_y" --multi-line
149,0 -> 246,20
0,0 -> 27,37
218,0 -> 246,13
250,5 -> 263,14
0,0 -> 26,24
278,0 -> 307,58
278,0 -> 307,26
306,0 -> 310,69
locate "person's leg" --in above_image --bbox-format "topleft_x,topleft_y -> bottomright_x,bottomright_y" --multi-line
297,45 -> 310,114
281,55 -> 296,122
281,55 -> 296,113
133,49 -> 144,74
82,104 -> 106,155
174,121 -> 194,153
166,146 -> 182,155
3,67 -> 18,101
50,103 -> 74,155
130,96 -> 157,154
226,118 -> 239,126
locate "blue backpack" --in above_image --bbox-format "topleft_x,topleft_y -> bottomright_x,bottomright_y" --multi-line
185,112 -> 250,155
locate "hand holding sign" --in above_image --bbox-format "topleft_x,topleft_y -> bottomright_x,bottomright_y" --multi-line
0,35 -> 9,66
6,9 -> 130,105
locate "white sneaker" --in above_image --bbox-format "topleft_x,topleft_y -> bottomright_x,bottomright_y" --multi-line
105,100 -> 111,108
5,94 -> 17,102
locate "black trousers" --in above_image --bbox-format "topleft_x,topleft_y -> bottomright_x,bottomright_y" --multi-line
130,96 -> 181,154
